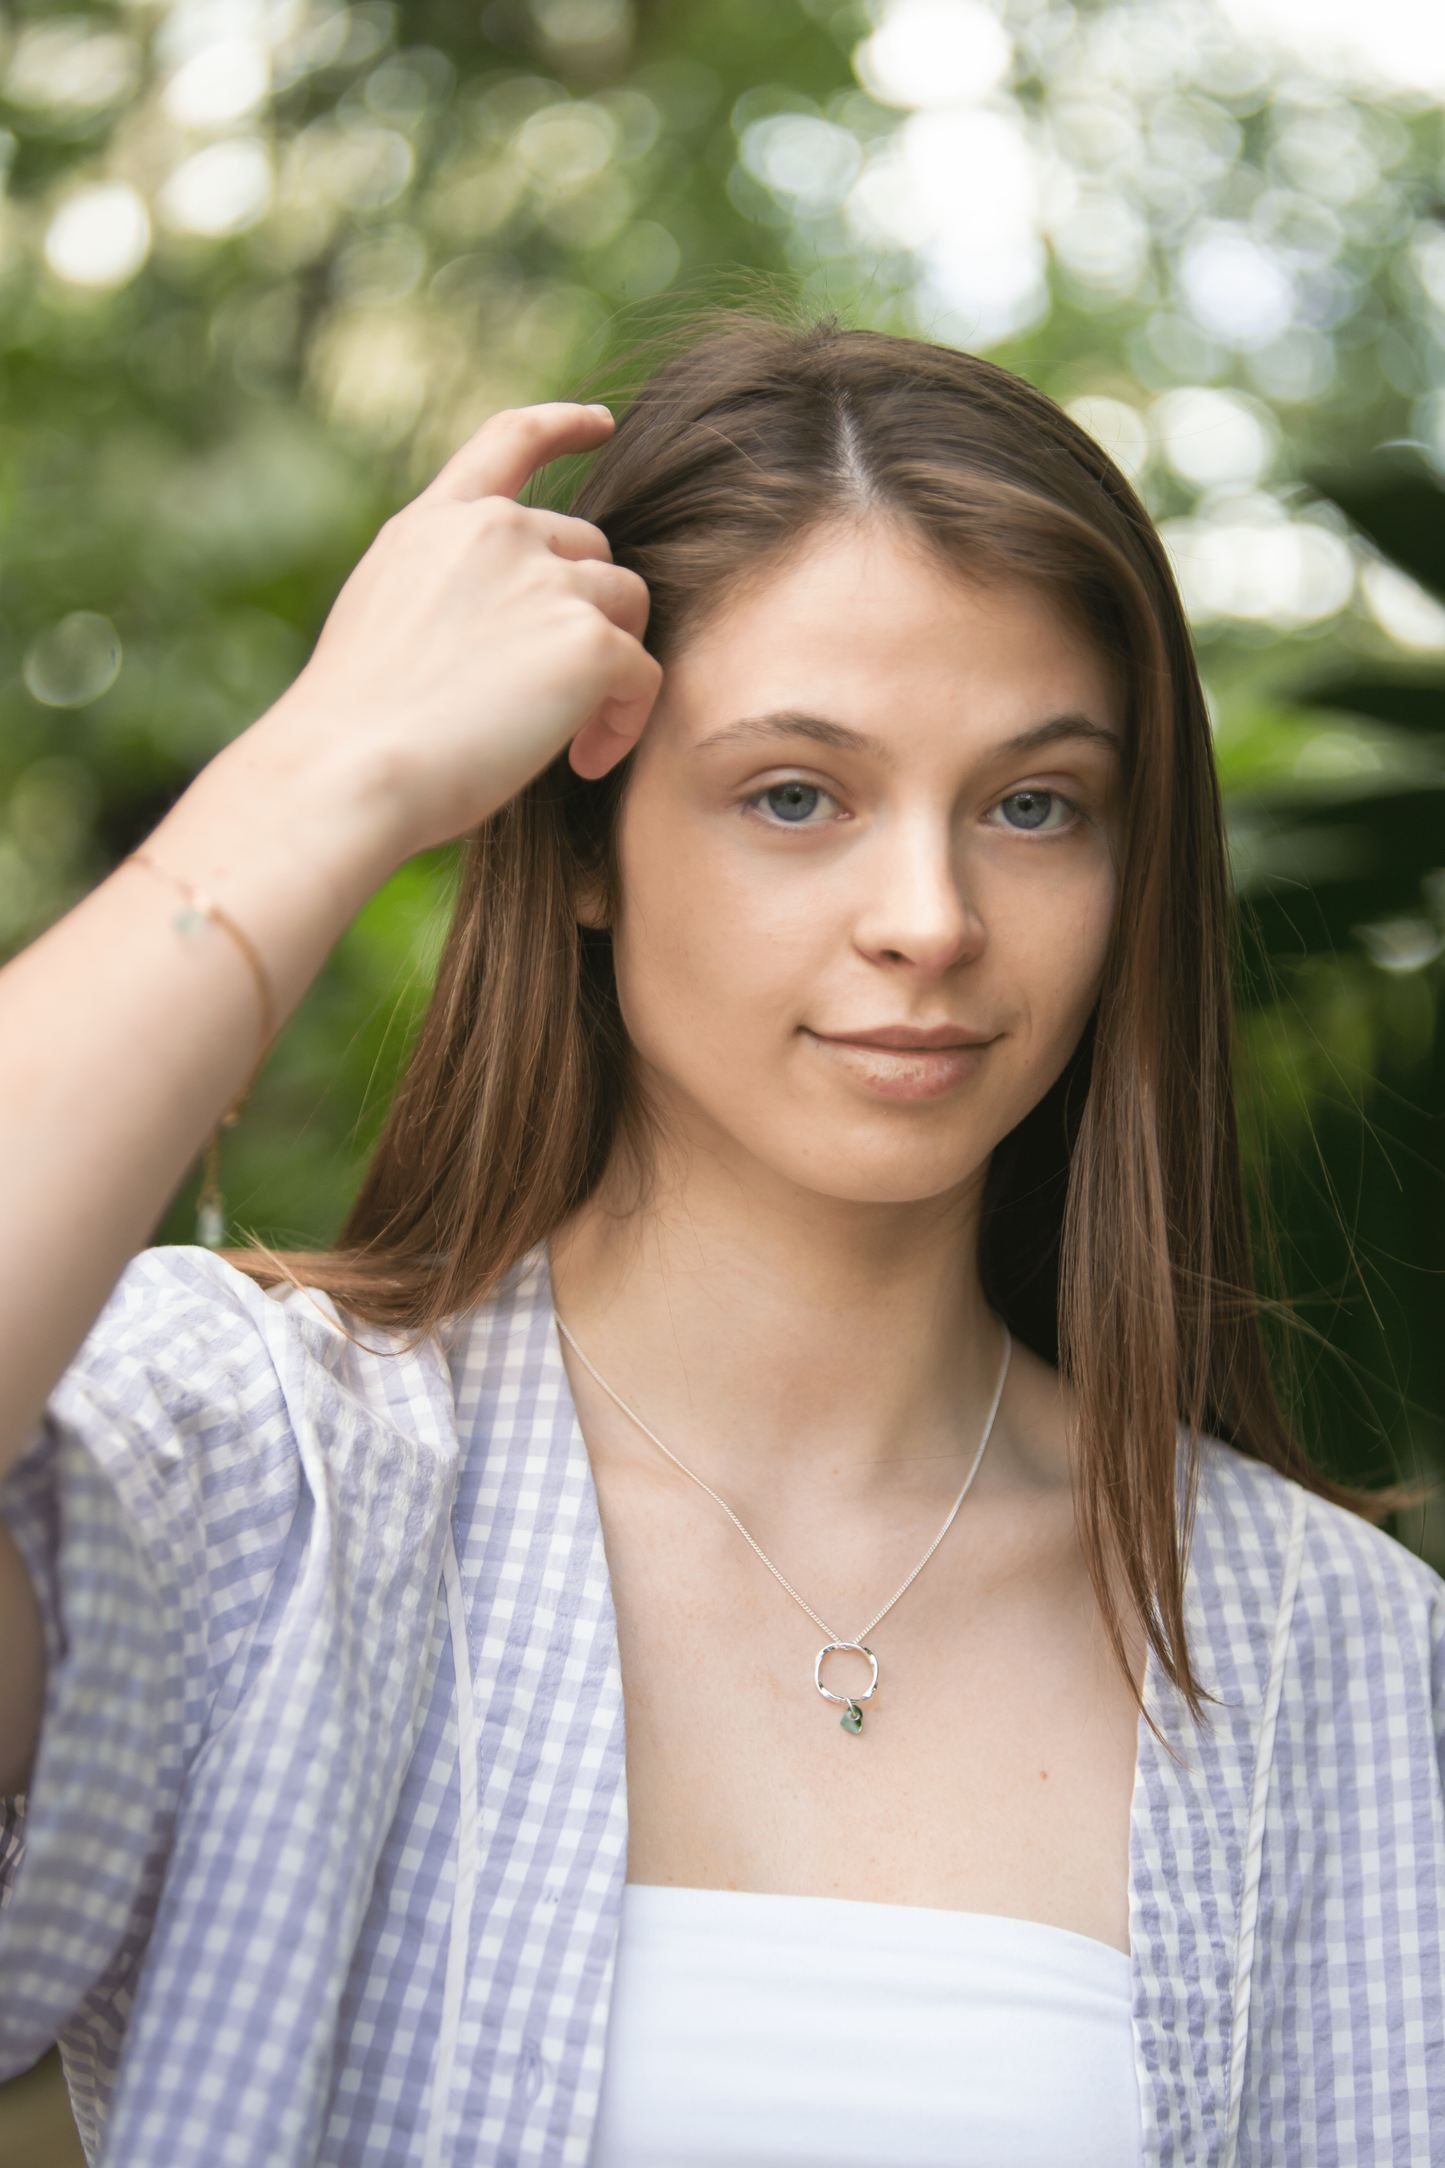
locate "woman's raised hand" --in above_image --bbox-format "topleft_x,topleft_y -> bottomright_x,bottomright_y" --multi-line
249,401 -> 661,867
0,402 -> 659,1524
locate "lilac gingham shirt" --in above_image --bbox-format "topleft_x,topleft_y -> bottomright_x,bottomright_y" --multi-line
1,1247 -> 1442,2165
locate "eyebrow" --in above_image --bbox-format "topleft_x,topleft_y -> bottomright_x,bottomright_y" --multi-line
693,709 -> 1123,763
694,712 -> 888,760
1001,715 -> 1123,759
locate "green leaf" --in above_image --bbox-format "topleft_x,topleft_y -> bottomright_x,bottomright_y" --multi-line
1307,452 -> 1445,603
1292,676 -> 1445,737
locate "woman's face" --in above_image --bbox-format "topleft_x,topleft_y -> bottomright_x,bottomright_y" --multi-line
607,520 -> 1124,1212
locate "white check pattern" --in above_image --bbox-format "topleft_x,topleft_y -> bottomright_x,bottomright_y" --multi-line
1,1247 -> 1442,2164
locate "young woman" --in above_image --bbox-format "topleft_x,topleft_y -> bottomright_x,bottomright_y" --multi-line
0,321 -> 1441,2168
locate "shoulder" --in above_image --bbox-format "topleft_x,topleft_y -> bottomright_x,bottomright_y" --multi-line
35,1246 -> 463,1555
6,1246 -> 468,1682
58,1245 -> 293,1411
1192,1439 -> 1444,1683
56,1243 -> 454,1430
46,1247 -> 327,1494
1198,1439 -> 1442,1600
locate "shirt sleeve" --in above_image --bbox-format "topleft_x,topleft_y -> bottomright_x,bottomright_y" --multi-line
0,1249 -> 304,2081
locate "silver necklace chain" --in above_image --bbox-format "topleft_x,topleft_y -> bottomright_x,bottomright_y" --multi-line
553,1312 -> 1012,1675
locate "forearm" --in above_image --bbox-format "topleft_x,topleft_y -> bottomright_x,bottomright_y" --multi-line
0,707 -> 400,1482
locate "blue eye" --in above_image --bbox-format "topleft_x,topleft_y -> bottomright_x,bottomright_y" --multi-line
994,790 -> 1070,832
759,782 -> 825,823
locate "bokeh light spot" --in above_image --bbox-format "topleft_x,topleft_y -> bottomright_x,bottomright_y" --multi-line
162,38 -> 270,130
856,0 -> 1011,112
161,141 -> 274,238
1065,395 -> 1152,483
44,184 -> 151,289
1153,386 -> 1277,490
24,614 -> 122,708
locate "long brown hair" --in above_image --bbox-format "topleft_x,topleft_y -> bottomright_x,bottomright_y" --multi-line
240,316 -> 1371,1714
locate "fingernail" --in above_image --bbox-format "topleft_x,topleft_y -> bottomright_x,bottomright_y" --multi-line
587,403 -> 612,419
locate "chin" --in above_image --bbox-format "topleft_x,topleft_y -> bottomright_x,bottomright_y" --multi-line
805,1163 -> 985,1209
748,1123 -> 991,1210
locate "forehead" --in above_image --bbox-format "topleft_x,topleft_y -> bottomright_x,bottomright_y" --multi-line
659,520 -> 1122,747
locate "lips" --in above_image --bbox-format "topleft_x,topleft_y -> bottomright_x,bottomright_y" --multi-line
810,1024 -> 995,1051
803,1023 -> 997,1100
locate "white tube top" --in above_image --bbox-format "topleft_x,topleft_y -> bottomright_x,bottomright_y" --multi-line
590,1885 -> 1142,2168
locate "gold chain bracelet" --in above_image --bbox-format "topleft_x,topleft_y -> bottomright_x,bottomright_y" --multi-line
126,852 -> 277,1248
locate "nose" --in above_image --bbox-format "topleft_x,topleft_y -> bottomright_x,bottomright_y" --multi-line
852,812 -> 984,977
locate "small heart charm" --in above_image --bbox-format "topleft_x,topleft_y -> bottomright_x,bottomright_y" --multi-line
840,1701 -> 864,1734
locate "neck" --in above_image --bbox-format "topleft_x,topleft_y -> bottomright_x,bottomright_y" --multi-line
550,1130 -> 1001,1499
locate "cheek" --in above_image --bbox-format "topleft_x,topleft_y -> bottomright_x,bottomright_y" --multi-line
608,809 -> 793,1070
1020,863 -> 1116,1046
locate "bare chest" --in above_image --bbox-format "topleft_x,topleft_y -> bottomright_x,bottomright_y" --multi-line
587,1457 -> 1142,1954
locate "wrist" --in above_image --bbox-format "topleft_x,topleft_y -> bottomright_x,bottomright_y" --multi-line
138,702 -> 413,1016
219,688 -> 419,885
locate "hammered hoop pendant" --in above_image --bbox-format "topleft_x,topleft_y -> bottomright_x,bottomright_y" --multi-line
815,1642 -> 879,1735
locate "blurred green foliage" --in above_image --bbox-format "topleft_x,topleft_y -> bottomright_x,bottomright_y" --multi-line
0,0 -> 1440,1513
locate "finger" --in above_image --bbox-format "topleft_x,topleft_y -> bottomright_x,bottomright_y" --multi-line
566,560 -> 650,643
569,707 -> 650,781
423,402 -> 614,506
569,646 -> 663,780
522,506 -> 613,566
